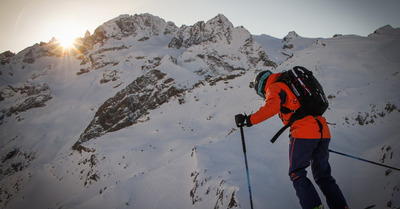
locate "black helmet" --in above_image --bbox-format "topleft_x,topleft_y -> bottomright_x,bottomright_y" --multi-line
249,70 -> 272,99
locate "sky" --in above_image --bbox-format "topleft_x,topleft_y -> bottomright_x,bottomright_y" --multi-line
0,0 -> 400,53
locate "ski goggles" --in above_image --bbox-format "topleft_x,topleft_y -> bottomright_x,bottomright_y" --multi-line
249,70 -> 272,98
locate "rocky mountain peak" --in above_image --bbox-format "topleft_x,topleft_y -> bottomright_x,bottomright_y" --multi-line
82,13 -> 178,49
368,24 -> 400,39
0,51 -> 15,65
114,13 -> 178,38
373,24 -> 394,34
168,14 -> 237,49
206,13 -> 234,31
283,31 -> 300,42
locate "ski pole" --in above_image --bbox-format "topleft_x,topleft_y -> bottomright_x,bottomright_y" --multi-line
239,126 -> 255,209
329,149 -> 400,171
235,116 -> 254,209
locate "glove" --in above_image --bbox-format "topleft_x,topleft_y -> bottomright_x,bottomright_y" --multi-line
235,114 -> 253,127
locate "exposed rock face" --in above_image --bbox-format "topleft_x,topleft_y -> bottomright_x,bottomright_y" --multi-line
114,13 -> 178,38
0,83 -> 52,123
169,14 -> 276,79
0,51 -> 16,65
282,31 -> 300,50
81,13 -> 178,50
168,14 -> 234,49
283,31 -> 300,42
74,69 -> 184,151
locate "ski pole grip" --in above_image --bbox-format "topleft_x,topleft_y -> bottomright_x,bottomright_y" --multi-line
235,114 -> 243,127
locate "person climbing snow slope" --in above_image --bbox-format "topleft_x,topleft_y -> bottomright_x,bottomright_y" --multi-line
235,67 -> 349,209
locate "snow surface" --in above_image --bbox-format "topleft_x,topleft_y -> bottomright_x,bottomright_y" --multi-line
0,13 -> 399,209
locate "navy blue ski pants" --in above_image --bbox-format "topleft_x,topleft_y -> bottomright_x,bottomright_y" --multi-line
289,137 -> 348,209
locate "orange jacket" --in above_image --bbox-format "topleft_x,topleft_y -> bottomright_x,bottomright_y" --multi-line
250,73 -> 331,139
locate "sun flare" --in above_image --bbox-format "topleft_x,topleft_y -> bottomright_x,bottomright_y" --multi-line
57,35 -> 76,49
53,21 -> 81,50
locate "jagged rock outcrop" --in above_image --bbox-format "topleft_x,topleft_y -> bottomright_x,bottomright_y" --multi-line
0,38 -> 72,68
114,13 -> 178,38
77,14 -> 179,72
81,13 -> 178,51
282,31 -> 300,49
73,69 -> 184,151
0,51 -> 16,65
283,31 -> 300,42
0,83 -> 52,123
168,14 -> 234,49
170,14 -> 276,79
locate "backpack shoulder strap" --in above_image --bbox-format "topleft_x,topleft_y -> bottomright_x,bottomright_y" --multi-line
270,122 -> 292,143
269,107 -> 307,143
275,71 -> 295,114
275,71 -> 290,84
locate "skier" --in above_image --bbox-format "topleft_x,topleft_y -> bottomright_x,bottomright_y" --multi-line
235,70 -> 349,209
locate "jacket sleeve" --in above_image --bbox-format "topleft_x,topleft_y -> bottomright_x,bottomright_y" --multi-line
250,84 -> 282,125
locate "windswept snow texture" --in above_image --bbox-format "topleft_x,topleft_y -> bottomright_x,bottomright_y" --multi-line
0,12 -> 399,209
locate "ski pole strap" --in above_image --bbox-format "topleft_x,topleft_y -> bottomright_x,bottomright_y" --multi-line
270,123 -> 291,143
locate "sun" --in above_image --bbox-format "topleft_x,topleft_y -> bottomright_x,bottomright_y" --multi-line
53,22 -> 81,50
47,18 -> 85,55
57,35 -> 76,49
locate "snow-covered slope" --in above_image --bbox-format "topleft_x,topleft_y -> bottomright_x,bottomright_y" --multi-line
0,12 -> 399,209
253,31 -> 319,65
